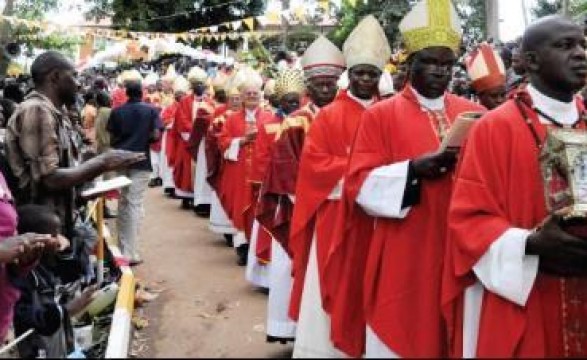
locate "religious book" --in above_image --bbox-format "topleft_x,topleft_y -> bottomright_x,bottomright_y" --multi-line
439,112 -> 484,151
81,176 -> 132,199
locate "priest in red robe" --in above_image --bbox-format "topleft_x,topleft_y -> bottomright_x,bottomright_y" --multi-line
207,84 -> 242,244
443,16 -> 587,358
172,66 -> 214,209
160,75 -> 189,197
217,67 -> 275,266
465,43 -> 507,110
327,1 -> 484,357
285,15 -> 390,357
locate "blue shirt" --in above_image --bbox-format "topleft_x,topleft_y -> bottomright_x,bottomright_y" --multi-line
107,99 -> 163,171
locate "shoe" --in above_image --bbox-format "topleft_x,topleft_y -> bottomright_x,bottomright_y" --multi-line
156,178 -> 163,187
194,204 -> 211,217
164,188 -> 176,198
224,234 -> 233,248
148,179 -> 158,188
236,244 -> 249,266
266,335 -> 295,344
180,198 -> 193,210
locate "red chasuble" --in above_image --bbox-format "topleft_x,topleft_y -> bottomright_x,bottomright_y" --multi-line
172,94 -> 215,195
443,90 -> 587,358
328,87 -> 483,357
206,108 -> 231,192
287,91 -> 370,324
161,101 -> 179,168
217,108 -> 277,239
256,103 -> 318,254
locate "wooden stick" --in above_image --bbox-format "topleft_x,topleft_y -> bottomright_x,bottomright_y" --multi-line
0,329 -> 34,355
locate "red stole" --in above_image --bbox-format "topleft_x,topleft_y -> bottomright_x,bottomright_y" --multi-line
161,101 -> 179,167
256,104 -> 318,254
443,90 -> 587,358
288,91 -> 370,324
328,87 -> 484,357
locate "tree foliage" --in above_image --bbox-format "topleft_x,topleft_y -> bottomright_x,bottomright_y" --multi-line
328,0 -> 413,48
454,0 -> 487,45
85,0 -> 266,33
531,0 -> 587,19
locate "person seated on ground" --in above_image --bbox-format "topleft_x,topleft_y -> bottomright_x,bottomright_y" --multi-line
12,204 -> 97,359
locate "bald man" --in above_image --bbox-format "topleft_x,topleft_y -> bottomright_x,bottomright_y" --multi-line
443,16 -> 587,357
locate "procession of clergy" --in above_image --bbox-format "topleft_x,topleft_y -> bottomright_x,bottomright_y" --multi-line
132,0 -> 587,357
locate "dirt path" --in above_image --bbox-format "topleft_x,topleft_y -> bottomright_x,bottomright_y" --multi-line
133,188 -> 292,358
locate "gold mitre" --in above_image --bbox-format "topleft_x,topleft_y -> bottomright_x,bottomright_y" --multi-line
343,15 -> 391,70
399,0 -> 462,55
275,69 -> 305,98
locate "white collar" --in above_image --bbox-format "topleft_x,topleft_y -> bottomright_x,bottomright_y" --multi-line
245,108 -> 257,122
411,86 -> 445,111
347,91 -> 375,109
527,84 -> 578,126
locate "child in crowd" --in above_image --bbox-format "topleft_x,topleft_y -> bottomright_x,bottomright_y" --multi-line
11,205 -> 96,358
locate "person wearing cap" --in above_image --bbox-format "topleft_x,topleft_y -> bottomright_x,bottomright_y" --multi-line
278,15 -> 388,357
327,1 -> 484,357
253,35 -> 344,356
263,79 -> 280,112
160,65 -> 177,108
111,69 -> 142,109
246,69 -> 305,344
465,43 -> 507,110
172,66 -> 215,210
444,16 -> 587,358
218,67 -> 275,266
160,75 -> 189,197
143,72 -> 162,109
207,82 -> 242,245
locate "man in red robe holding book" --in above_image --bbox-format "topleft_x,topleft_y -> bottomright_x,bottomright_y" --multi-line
443,15 -> 587,358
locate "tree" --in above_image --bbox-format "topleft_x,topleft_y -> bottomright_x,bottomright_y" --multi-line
454,0 -> 487,45
328,0 -> 413,48
532,0 -> 563,18
86,0 -> 266,33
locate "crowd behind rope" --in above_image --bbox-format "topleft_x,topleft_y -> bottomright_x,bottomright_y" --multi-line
2,1 -> 587,358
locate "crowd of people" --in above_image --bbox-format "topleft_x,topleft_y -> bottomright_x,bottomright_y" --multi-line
2,0 -> 587,357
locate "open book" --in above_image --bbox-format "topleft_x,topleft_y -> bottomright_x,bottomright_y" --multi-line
81,176 -> 132,199
439,112 -> 484,151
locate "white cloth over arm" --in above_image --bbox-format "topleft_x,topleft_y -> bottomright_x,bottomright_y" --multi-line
356,160 -> 411,218
224,138 -> 242,161
472,228 -> 539,306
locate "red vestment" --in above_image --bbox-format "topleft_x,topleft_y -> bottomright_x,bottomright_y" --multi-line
206,107 -> 231,193
328,87 -> 483,357
256,103 -> 319,258
287,91 -> 370,325
443,90 -> 587,358
161,101 -> 179,167
217,108 -> 277,240
172,94 -> 215,195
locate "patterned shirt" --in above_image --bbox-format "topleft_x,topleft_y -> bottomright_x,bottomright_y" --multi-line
5,91 -> 77,233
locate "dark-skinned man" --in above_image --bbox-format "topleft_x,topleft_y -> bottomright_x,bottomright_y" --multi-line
6,51 -> 144,239
465,42 -> 507,110
286,15 -> 390,358
325,1 -> 485,357
254,35 -> 345,357
172,66 -> 214,210
248,69 -> 306,345
255,38 -> 344,356
443,15 -> 587,358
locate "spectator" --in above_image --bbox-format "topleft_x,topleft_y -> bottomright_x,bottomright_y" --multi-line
81,91 -> 98,151
107,80 -> 163,266
12,204 -> 96,358
5,50 -> 144,238
0,171 -> 56,344
94,91 -> 112,156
